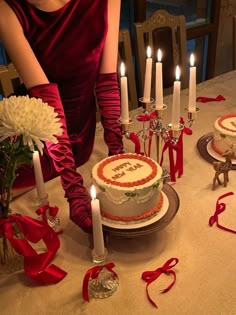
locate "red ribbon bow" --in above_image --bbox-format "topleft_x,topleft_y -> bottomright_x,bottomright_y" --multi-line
36,204 -> 62,234
209,191 -> 236,233
82,262 -> 118,302
141,258 -> 179,308
196,95 -> 226,103
0,214 -> 67,284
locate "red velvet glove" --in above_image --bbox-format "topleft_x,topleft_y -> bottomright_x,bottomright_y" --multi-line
29,83 -> 92,233
96,73 -> 124,155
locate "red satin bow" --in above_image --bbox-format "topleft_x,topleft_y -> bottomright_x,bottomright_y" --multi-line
209,191 -> 236,233
136,111 -> 155,122
196,94 -> 225,103
0,214 -> 67,284
36,204 -> 62,234
141,258 -> 179,308
82,262 -> 118,302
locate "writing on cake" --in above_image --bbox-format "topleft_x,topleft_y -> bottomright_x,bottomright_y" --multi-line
112,162 -> 143,180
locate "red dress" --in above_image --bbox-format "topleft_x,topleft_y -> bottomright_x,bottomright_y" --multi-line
4,0 -> 108,187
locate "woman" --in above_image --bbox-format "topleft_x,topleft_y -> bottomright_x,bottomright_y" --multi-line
0,0 -> 124,233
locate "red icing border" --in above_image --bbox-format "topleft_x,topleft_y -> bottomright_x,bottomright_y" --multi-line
101,193 -> 164,222
97,154 -> 158,187
211,140 -> 224,156
218,114 -> 236,133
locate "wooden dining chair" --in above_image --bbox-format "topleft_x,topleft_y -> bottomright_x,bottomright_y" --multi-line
0,62 -> 21,97
134,9 -> 188,99
233,15 -> 236,70
118,28 -> 138,110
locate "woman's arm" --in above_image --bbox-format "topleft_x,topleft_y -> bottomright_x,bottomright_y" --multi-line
99,0 -> 121,74
0,0 -> 48,88
0,0 -> 93,232
95,0 -> 123,155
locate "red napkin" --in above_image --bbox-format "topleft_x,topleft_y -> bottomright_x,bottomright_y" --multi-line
196,95 -> 225,103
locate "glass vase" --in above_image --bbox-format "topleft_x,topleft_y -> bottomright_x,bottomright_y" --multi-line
0,233 -> 24,274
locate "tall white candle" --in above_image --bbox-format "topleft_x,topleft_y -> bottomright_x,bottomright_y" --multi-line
33,150 -> 46,200
90,185 -> 105,257
172,66 -> 181,130
188,53 -> 196,112
143,46 -> 152,102
155,49 -> 164,109
120,62 -> 129,124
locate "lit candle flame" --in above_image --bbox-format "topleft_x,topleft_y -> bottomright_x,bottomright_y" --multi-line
90,184 -> 96,200
120,62 -> 126,77
175,65 -> 180,81
157,49 -> 162,62
147,46 -> 152,58
190,53 -> 195,67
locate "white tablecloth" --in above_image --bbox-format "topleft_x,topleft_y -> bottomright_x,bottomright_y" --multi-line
1,71 -> 236,315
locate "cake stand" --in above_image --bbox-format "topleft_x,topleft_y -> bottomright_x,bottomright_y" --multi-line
197,133 -> 236,170
101,183 -> 179,237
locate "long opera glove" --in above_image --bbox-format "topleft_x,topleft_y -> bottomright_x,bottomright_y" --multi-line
95,73 -> 124,155
29,83 -> 92,233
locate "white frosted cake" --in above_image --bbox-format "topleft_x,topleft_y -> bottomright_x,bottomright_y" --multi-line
91,153 -> 163,223
211,114 -> 236,156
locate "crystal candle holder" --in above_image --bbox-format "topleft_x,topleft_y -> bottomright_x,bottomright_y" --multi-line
185,107 -> 200,127
139,97 -> 154,112
89,248 -> 119,299
168,123 -> 184,143
35,192 -> 49,207
118,117 -> 133,139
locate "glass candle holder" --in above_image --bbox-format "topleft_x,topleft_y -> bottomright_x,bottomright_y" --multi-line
88,248 -> 119,299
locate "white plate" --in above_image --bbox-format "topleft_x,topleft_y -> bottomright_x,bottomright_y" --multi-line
206,139 -> 236,164
101,192 -> 169,230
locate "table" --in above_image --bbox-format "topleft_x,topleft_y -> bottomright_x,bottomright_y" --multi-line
1,71 -> 236,315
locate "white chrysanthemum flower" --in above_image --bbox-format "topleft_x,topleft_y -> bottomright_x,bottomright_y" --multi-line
0,95 -> 62,154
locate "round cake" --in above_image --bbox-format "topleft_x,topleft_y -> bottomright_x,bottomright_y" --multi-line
91,153 -> 163,223
211,114 -> 236,156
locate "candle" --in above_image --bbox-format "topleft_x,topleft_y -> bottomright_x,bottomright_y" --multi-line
188,53 -> 196,112
143,46 -> 152,102
33,150 -> 46,200
90,185 -> 105,257
155,49 -> 164,109
172,65 -> 181,130
120,62 -> 129,124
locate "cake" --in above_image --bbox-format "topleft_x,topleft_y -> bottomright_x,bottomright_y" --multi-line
211,114 -> 236,156
91,153 -> 164,223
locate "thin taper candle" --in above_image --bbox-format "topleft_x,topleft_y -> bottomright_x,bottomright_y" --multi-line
120,62 -> 129,123
33,150 -> 46,200
143,46 -> 152,102
155,49 -> 164,109
91,185 -> 105,257
172,66 -> 181,130
188,53 -> 196,112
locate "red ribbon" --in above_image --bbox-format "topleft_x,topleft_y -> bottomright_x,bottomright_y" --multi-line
82,262 -> 118,302
0,214 -> 67,284
36,204 -> 62,234
160,133 -> 183,182
196,95 -> 225,103
141,258 -> 179,308
209,191 -> 236,233
160,118 -> 191,182
129,132 -> 141,154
